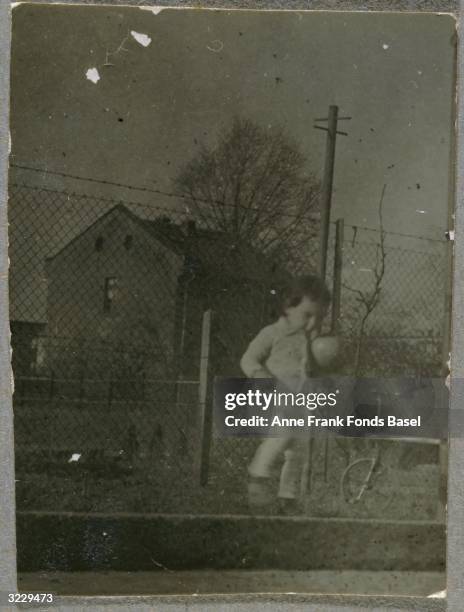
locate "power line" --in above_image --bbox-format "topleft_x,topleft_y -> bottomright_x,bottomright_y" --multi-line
10,182 -> 176,214
10,163 -> 194,199
10,163 -> 320,221
10,164 -> 446,243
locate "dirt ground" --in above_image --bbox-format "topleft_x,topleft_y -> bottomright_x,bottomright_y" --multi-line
18,569 -> 446,597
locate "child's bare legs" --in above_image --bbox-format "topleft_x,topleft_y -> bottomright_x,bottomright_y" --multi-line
278,442 -> 303,499
248,437 -> 301,511
249,436 -> 293,478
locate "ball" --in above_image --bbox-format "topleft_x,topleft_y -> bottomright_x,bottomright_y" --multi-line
311,335 -> 340,368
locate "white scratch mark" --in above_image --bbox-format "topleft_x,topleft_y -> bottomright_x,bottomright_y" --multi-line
131,31 -> 152,47
428,590 -> 446,599
104,35 -> 130,66
139,6 -> 164,14
86,68 -> 100,84
207,40 -> 224,53
358,268 -> 372,273
69,453 -> 81,463
415,210 -> 426,214
417,70 -> 423,75
382,43 -> 389,50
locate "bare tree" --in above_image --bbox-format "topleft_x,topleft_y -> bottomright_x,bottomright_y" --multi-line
174,117 -> 320,264
344,184 -> 387,376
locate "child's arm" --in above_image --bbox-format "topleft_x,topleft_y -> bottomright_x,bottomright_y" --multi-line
240,326 -> 274,379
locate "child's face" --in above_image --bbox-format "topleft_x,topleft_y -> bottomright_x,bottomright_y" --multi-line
285,296 -> 323,333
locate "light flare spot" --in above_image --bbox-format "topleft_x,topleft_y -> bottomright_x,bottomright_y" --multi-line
86,68 -> 100,84
131,31 -> 152,47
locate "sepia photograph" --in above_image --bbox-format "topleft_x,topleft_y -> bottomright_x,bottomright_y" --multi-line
8,3 -> 455,600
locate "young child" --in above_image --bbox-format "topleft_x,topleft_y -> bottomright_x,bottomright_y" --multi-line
240,274 -> 335,514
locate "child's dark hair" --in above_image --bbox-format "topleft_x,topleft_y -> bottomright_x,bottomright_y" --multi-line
280,274 -> 331,313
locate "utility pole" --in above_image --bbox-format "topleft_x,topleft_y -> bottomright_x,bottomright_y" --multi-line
300,107 -> 350,499
331,218 -> 345,333
314,106 -> 350,281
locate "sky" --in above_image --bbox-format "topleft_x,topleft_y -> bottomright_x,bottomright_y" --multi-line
9,4 -> 456,245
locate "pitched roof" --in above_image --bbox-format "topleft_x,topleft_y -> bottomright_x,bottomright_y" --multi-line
11,201 -> 283,324
138,212 -> 279,283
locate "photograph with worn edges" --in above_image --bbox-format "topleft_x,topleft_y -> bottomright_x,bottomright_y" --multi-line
8,3 -> 454,599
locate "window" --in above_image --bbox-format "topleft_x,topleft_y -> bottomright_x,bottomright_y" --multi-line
95,235 -> 104,252
103,277 -> 118,312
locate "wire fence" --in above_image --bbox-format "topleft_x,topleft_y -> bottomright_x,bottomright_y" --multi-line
331,234 -> 446,377
9,181 -> 448,516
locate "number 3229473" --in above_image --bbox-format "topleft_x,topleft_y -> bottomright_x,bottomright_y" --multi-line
8,594 -> 53,603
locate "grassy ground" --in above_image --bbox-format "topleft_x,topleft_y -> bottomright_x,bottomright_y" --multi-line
15,438 -> 441,519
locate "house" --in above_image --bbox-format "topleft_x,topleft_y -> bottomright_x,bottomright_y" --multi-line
44,203 -> 285,387
12,199 -> 293,460
44,204 -> 185,385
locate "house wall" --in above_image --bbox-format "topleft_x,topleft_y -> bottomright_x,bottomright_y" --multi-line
45,208 -> 184,382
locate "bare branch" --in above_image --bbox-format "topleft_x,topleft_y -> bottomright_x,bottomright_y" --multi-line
172,116 -> 320,264
350,184 -> 388,375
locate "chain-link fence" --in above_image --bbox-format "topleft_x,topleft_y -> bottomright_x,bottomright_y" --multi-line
328,226 -> 447,378
206,219 -> 448,518
9,181 -> 448,516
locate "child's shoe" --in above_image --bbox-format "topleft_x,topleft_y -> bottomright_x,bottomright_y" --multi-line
277,497 -> 299,516
247,476 -> 273,512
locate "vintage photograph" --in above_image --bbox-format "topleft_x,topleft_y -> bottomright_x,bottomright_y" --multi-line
9,4 -> 454,598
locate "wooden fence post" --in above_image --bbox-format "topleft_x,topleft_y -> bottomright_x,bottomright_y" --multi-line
48,370 -> 55,461
197,309 -> 213,486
